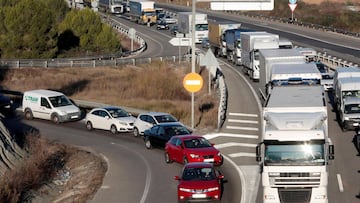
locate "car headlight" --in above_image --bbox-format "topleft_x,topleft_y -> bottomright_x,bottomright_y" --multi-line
217,152 -> 222,157
118,121 -> 127,125
189,154 -> 200,158
344,117 -> 349,121
179,188 -> 191,192
207,187 -> 219,192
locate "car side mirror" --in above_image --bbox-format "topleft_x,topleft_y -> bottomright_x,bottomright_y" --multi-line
174,176 -> 180,180
105,116 -> 110,119
218,175 -> 224,179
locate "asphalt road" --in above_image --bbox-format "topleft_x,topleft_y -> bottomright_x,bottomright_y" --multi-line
5,6 -> 360,203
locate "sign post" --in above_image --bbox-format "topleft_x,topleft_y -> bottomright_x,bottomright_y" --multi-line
288,0 -> 297,22
128,28 -> 136,52
183,72 -> 204,128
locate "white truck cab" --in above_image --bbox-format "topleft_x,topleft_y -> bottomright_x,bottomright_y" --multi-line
22,89 -> 82,123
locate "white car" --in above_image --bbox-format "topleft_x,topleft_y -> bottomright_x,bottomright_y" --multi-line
161,15 -> 178,24
85,107 -> 136,134
133,112 -> 182,137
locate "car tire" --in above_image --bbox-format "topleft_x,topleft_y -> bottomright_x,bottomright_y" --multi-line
110,125 -> 117,134
86,121 -> 93,131
183,157 -> 188,165
165,152 -> 172,163
133,127 -> 140,137
24,109 -> 33,120
51,113 -> 60,124
145,138 -> 152,149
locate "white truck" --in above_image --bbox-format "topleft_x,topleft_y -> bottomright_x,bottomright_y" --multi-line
258,48 -> 307,99
241,32 -> 279,81
128,0 -> 156,25
296,47 -> 318,62
256,85 -> 334,203
267,63 -> 322,99
82,0 -> 126,14
208,20 -> 241,57
334,76 -> 360,131
177,12 -> 208,44
224,28 -> 254,65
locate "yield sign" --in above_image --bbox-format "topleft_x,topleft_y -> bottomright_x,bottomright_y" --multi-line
200,49 -> 219,77
288,3 -> 297,12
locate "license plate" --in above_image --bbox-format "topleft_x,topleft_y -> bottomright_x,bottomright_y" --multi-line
204,158 -> 214,162
71,115 -> 79,119
192,193 -> 206,198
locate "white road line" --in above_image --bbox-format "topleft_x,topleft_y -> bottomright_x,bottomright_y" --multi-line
229,152 -> 256,158
228,119 -> 258,124
229,112 -> 258,117
337,173 -> 344,192
203,133 -> 259,140
226,126 -> 259,131
215,142 -> 257,149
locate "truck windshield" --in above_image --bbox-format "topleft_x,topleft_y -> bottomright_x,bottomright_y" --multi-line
49,95 -> 72,107
264,142 -> 325,166
195,24 -> 208,31
113,0 -> 123,4
344,104 -> 360,114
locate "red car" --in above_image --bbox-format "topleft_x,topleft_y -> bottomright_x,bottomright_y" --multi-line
175,162 -> 224,203
165,135 -> 223,166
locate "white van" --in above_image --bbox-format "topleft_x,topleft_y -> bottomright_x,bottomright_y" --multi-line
22,89 -> 82,123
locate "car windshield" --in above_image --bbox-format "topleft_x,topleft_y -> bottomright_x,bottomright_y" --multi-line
107,108 -> 130,118
155,114 -> 178,123
184,138 -> 212,148
49,95 -> 72,107
165,126 -> 191,136
182,167 -> 216,181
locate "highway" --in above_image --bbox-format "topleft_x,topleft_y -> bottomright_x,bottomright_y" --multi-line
12,5 -> 360,203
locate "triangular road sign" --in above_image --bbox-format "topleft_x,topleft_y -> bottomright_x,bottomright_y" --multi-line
288,3 -> 297,12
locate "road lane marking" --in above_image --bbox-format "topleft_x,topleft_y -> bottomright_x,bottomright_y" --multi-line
229,152 -> 256,158
226,126 -> 259,131
203,133 -> 258,140
229,112 -> 258,117
337,173 -> 344,192
215,142 -> 257,149
228,119 -> 258,124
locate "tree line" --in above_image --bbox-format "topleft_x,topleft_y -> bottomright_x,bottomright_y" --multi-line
0,0 -> 121,59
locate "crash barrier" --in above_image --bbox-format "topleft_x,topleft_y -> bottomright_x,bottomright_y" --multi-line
0,52 -> 357,69
217,74 -> 228,129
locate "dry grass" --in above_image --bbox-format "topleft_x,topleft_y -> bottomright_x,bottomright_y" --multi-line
0,133 -> 68,202
0,132 -> 107,203
0,62 -> 219,129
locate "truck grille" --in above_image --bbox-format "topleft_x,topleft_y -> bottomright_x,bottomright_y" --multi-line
278,188 -> 311,203
270,172 -> 321,187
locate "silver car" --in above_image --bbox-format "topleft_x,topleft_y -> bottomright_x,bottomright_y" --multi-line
133,112 -> 183,137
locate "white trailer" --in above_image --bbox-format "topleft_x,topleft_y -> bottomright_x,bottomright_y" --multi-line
241,32 -> 279,81
257,85 -> 334,203
177,12 -> 208,44
208,20 -> 241,57
259,49 -> 306,99
334,76 -> 360,131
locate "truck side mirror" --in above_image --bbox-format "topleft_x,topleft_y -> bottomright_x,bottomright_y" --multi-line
328,145 -> 334,160
256,146 -> 261,162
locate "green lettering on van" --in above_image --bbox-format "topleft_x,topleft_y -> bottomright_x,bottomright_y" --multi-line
25,96 -> 38,103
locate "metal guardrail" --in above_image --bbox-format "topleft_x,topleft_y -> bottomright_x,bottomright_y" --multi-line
0,52 -> 357,69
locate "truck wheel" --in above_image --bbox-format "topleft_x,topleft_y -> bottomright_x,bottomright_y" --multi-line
25,109 -> 33,120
